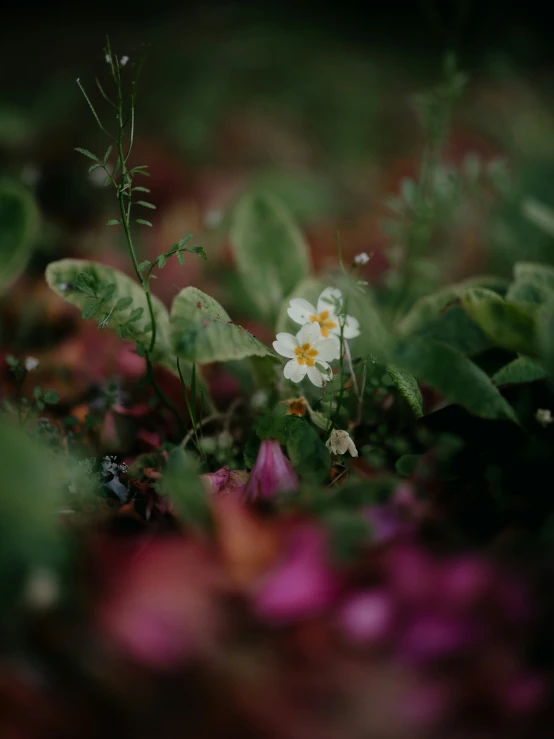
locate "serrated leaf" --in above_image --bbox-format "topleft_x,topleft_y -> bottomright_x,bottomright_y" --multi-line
128,307 -> 144,322
507,262 -> 554,305
115,296 -> 133,310
178,233 -> 193,247
100,282 -> 117,300
176,250 -> 185,266
394,337 -> 518,423
45,259 -> 174,371
74,147 -> 98,162
156,254 -> 168,269
397,276 -> 509,336
461,288 -> 538,356
136,218 -> 152,227
538,299 -> 554,386
229,192 -> 311,321
0,179 -> 39,291
136,200 -> 156,209
170,286 -> 276,363
493,357 -> 545,386
386,365 -> 423,418
81,299 -> 101,319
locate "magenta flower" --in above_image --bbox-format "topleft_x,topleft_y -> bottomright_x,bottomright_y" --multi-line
252,524 -> 340,622
244,439 -> 299,501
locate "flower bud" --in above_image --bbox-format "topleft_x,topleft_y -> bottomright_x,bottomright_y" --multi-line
244,440 -> 299,501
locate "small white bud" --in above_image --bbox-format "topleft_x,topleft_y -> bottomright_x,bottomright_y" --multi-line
326,429 -> 358,457
120,55 -> 129,67
24,356 -> 39,371
251,390 -> 269,410
105,53 -> 112,64
354,252 -> 370,266
536,408 -> 553,427
23,568 -> 59,610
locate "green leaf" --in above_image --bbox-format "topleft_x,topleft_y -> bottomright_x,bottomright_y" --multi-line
507,262 -> 554,305
106,219 -> 121,226
156,254 -> 168,269
133,186 -> 151,193
137,260 -> 151,272
44,389 -> 60,404
115,296 -> 133,310
461,288 -> 539,356
0,418 -> 67,610
176,250 -> 185,266
136,200 -> 156,209
395,454 -> 422,477
74,147 -> 99,162
229,193 -> 311,321
333,274 -> 392,361
136,219 -> 152,227
157,447 -> 210,532
397,276 -> 509,336
394,337 -> 518,423
0,179 -> 39,291
103,145 -> 113,165
170,286 -> 276,363
283,415 -> 331,484
522,198 -> 554,239
538,299 -> 554,386
386,365 -> 423,418
128,307 -> 144,322
82,299 -> 101,319
45,259 -> 174,370
493,357 -> 545,386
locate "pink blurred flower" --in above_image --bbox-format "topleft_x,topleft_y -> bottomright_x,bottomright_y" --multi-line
252,524 -> 340,623
202,466 -> 248,496
244,440 -> 299,502
93,535 -> 225,669
338,590 -> 393,645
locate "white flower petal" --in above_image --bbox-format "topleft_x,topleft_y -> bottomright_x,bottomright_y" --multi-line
296,322 -> 321,346
312,337 -> 341,361
284,359 -> 307,383
306,365 -> 326,387
342,315 -> 361,339
273,333 -> 298,358
287,298 -> 316,326
317,287 -> 343,315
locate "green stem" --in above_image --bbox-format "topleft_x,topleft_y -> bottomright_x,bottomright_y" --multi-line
146,357 -> 185,434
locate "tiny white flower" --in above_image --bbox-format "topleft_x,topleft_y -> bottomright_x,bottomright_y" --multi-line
105,53 -> 112,64
273,322 -> 339,387
24,356 -> 39,372
326,429 -> 358,457
536,408 -> 553,427
287,287 -> 360,340
120,55 -> 129,66
354,252 -> 370,266
251,389 -> 269,409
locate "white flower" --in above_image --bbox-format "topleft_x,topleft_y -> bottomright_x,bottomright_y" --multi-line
536,408 -> 553,427
120,55 -> 129,66
287,287 -> 360,340
354,252 -> 370,266
24,356 -> 39,371
105,53 -> 112,64
326,429 -> 358,457
273,323 -> 339,387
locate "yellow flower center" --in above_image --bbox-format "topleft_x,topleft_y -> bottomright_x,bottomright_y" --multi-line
309,310 -> 337,338
294,343 -> 318,367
